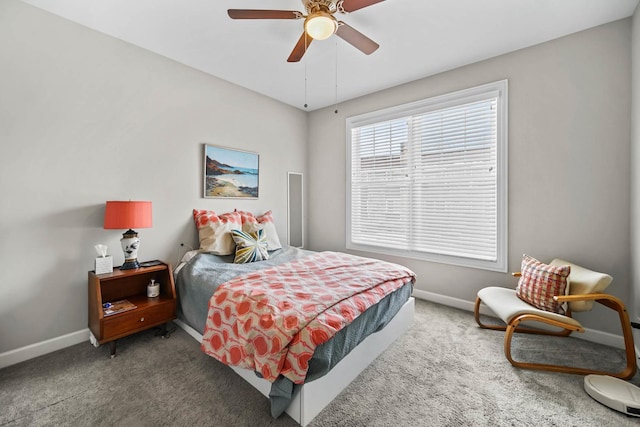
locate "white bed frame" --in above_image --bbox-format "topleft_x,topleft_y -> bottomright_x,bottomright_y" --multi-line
174,296 -> 415,426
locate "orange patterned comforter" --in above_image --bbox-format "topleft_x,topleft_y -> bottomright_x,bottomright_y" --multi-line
200,251 -> 415,384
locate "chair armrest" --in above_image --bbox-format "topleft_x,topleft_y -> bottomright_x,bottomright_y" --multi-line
553,293 -> 613,303
553,293 -> 628,314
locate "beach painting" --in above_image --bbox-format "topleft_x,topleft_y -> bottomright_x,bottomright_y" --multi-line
203,144 -> 259,198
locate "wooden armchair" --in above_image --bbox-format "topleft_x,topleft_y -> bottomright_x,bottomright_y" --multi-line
474,258 -> 636,380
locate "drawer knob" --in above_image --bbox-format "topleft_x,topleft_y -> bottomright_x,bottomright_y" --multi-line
140,317 -> 145,322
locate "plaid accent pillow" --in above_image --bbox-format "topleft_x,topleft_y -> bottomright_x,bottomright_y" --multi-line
515,254 -> 571,314
231,229 -> 269,264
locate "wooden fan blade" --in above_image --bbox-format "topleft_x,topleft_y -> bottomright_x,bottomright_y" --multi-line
340,0 -> 385,13
336,22 -> 379,55
228,9 -> 302,20
287,32 -> 313,62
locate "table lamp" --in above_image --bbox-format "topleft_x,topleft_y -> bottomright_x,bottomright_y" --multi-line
104,201 -> 152,270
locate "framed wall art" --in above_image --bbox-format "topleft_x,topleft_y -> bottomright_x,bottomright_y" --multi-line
203,144 -> 259,199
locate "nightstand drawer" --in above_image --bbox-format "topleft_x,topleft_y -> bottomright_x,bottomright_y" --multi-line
103,302 -> 175,339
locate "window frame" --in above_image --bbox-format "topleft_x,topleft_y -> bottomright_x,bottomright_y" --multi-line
346,80 -> 508,272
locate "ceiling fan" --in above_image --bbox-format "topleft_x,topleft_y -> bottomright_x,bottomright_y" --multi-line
228,0 -> 384,62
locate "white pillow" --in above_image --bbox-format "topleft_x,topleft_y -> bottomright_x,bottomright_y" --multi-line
255,210 -> 282,251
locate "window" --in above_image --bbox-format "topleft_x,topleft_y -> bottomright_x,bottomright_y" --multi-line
346,80 -> 508,272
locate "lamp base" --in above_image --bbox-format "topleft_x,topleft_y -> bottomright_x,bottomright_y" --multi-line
120,259 -> 140,270
120,229 -> 141,270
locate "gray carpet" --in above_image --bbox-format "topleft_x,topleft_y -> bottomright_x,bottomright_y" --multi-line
2,299 -> 639,426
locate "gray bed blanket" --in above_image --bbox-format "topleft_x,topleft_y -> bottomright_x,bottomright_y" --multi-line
174,246 -> 414,418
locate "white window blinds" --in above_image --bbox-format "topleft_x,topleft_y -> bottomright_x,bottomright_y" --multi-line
347,81 -> 507,272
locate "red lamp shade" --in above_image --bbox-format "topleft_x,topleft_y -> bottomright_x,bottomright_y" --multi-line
104,201 -> 152,270
104,201 -> 152,230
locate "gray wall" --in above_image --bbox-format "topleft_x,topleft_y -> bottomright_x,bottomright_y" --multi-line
308,19 -> 632,335
0,0 -> 307,354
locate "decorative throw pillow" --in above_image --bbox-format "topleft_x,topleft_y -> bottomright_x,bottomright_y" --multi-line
193,209 -> 242,256
515,254 -> 571,315
231,229 -> 269,264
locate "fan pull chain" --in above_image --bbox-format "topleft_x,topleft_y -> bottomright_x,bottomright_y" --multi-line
304,65 -> 308,109
304,35 -> 308,109
334,37 -> 339,114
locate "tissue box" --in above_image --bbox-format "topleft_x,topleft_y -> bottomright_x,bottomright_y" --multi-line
95,256 -> 113,274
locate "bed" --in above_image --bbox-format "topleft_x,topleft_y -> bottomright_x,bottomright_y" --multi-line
174,245 -> 415,426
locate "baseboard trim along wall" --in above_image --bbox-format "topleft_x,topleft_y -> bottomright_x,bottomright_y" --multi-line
413,289 -> 630,351
0,292 -> 634,370
0,329 -> 89,370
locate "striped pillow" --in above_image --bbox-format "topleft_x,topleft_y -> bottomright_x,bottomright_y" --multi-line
515,254 -> 571,314
231,229 -> 269,264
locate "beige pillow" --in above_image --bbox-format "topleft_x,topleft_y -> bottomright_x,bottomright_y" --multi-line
549,259 -> 612,312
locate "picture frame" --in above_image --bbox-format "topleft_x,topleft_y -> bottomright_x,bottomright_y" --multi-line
203,144 -> 259,199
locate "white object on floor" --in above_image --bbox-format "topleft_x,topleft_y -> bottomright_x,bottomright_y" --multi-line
584,374 -> 640,417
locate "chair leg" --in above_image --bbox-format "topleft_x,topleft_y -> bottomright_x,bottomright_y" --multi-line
474,297 -> 507,331
504,309 -> 636,380
594,296 -> 637,380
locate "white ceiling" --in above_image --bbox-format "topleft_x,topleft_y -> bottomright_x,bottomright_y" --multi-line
20,0 -> 639,111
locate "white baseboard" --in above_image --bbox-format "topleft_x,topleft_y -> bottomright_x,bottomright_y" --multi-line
413,289 -> 479,312
412,289 -> 630,351
0,329 -> 89,370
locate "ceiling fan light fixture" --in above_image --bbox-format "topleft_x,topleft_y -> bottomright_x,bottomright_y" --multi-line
305,11 -> 337,40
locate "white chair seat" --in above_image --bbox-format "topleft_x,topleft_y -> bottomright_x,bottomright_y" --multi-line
477,286 -> 582,328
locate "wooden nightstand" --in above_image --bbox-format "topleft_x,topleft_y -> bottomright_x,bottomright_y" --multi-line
88,262 -> 176,358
